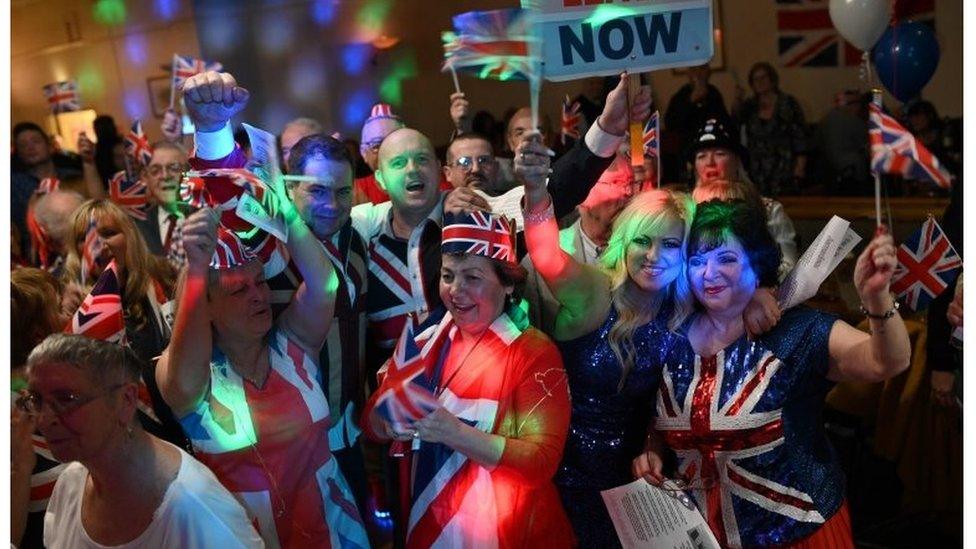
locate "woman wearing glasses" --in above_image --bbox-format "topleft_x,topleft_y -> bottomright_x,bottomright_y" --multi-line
636,200 -> 910,548
24,334 -> 263,548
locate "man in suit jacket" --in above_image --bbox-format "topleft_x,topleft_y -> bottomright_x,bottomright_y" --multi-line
134,142 -> 189,267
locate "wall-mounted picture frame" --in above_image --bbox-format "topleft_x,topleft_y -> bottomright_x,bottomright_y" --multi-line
147,76 -> 172,118
673,0 -> 725,73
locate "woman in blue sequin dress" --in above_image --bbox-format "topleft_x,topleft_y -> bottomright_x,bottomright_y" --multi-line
522,179 -> 696,546
635,200 -> 911,548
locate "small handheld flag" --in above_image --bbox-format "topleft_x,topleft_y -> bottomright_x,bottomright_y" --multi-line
109,171 -> 150,221
42,81 -> 80,114
561,95 -> 581,146
124,121 -> 154,169
869,97 -> 952,189
891,216 -> 962,311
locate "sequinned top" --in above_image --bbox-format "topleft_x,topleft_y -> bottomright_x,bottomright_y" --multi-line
555,303 -> 680,490
654,307 -> 844,549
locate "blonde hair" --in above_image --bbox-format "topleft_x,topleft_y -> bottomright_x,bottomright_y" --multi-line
63,199 -> 175,329
598,189 -> 695,390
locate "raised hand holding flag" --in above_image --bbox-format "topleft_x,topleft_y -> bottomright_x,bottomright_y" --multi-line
170,53 -> 224,109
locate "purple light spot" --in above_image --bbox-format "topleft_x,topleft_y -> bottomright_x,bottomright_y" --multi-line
124,34 -> 148,65
341,43 -> 371,76
343,88 -> 375,128
123,89 -> 143,120
154,0 -> 177,21
312,0 -> 337,25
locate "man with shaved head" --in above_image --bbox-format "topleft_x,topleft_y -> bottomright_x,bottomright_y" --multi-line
32,189 -> 84,274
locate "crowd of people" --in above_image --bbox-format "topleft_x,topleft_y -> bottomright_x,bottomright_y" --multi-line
9,58 -> 957,549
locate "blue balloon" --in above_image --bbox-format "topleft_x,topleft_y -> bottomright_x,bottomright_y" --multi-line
872,22 -> 940,103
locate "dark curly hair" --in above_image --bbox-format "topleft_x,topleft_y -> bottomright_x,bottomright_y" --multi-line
688,199 -> 780,287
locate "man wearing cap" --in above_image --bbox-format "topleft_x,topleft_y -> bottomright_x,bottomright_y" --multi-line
689,118 -> 798,278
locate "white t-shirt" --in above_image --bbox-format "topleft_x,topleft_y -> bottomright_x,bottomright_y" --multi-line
43,444 -> 264,549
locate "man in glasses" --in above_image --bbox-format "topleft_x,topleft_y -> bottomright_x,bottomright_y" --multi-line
133,141 -> 190,268
354,103 -> 405,205
442,133 -> 505,196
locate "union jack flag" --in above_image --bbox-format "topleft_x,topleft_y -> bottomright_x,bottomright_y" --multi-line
643,110 -> 660,158
655,350 -> 825,549
171,53 -> 224,90
373,313 -> 444,432
212,226 -> 257,269
124,120 -> 154,168
441,210 -> 517,264
109,171 -> 149,221
561,95 -> 581,145
42,81 -> 80,113
441,8 -> 540,82
892,216 -> 962,311
869,98 -> 952,189
66,260 -> 125,343
181,168 -> 269,230
80,211 -> 104,284
775,0 -> 862,67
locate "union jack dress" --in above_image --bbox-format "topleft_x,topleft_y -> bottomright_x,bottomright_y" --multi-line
179,328 -> 369,549
363,307 -> 575,548
655,308 -> 848,548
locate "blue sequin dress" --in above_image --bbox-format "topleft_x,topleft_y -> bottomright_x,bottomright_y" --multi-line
555,304 -> 680,547
655,307 -> 847,548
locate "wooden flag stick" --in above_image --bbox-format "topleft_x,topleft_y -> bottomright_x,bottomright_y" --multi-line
449,65 -> 462,95
627,73 -> 644,169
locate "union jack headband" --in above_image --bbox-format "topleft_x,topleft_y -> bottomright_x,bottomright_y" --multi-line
441,210 -> 517,265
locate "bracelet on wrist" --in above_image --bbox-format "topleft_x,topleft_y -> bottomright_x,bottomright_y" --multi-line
523,196 -> 555,226
860,299 -> 900,320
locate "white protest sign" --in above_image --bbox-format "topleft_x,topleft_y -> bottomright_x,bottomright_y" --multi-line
521,0 -> 714,81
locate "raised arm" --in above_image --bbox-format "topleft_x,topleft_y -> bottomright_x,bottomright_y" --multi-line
547,73 -> 649,219
518,135 -> 610,340
182,71 -> 250,169
77,132 -> 105,199
155,208 -> 220,417
827,232 -> 911,382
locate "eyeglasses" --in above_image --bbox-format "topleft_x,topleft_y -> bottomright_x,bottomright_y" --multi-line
363,139 -> 384,153
659,476 -> 715,510
146,163 -> 189,177
453,155 -> 495,172
16,383 -> 126,419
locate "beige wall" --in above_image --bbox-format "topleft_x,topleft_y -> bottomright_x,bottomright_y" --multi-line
11,0 -> 202,144
12,0 -> 961,145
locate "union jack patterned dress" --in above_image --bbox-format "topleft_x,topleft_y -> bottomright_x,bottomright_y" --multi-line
363,307 -> 575,548
655,308 -> 847,548
179,328 -> 369,549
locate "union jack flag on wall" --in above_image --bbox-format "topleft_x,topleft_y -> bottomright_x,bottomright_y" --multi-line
42,81 -> 80,113
109,171 -> 149,221
124,120 -> 154,168
561,95 -> 581,145
869,99 -> 952,189
892,216 -> 962,311
66,260 -> 125,343
171,54 -> 224,90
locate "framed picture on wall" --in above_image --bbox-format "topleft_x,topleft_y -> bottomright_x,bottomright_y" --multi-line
673,0 -> 725,73
147,76 -> 172,118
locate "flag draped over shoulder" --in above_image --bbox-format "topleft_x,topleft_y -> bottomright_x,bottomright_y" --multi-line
892,216 -> 962,311
869,101 -> 952,189
441,8 -> 540,82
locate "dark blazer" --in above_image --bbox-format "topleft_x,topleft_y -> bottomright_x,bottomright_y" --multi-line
134,204 -> 165,255
548,135 -> 616,220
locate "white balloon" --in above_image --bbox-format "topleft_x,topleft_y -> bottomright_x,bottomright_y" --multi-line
829,0 -> 892,51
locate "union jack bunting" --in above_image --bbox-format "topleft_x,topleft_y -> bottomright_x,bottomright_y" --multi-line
79,212 -> 104,284
892,216 -> 962,311
441,210 -> 517,264
109,171 -> 149,221
124,120 -> 154,168
560,95 -> 581,145
656,350 -> 825,548
441,8 -> 540,82
171,53 -> 223,90
869,99 -> 952,189
775,0 -> 862,67
42,81 -> 80,113
373,313 -> 445,432
35,178 -> 60,195
66,260 -> 125,343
